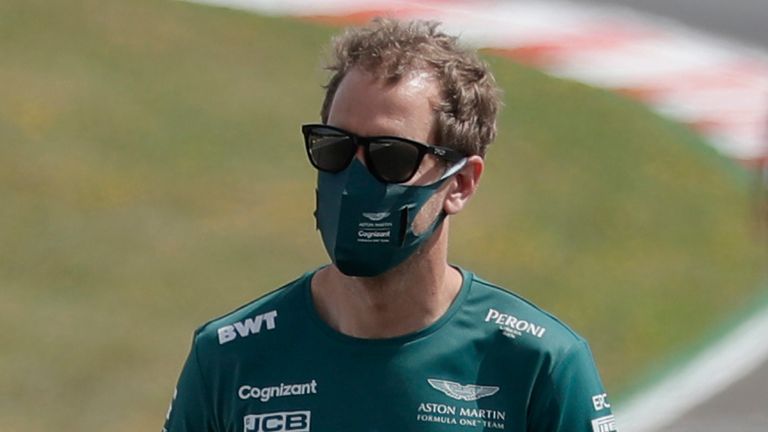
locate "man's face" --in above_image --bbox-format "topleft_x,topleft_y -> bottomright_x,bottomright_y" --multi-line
325,67 -> 446,187
325,67 -> 453,235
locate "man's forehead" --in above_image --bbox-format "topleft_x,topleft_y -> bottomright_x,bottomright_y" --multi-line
329,67 -> 439,141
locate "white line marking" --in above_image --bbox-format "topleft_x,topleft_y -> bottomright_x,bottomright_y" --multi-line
616,303 -> 768,432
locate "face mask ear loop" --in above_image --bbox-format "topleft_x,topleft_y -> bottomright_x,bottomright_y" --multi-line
399,206 -> 410,246
422,210 -> 448,240
437,157 -> 468,183
402,206 -> 448,247
314,188 -> 320,230
398,159 -> 465,246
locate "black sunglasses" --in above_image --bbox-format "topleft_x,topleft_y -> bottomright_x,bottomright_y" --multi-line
302,124 -> 466,184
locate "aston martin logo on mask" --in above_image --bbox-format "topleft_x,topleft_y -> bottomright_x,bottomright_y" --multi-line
362,212 -> 390,221
427,379 -> 500,401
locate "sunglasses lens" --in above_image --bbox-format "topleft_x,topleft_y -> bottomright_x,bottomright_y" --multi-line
369,139 -> 421,183
307,128 -> 357,172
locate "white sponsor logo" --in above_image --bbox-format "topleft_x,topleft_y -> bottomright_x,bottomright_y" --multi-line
357,215 -> 393,243
238,380 -> 318,402
358,230 -> 390,240
417,403 -> 506,430
427,378 -> 500,401
591,415 -> 617,432
362,212 -> 390,221
218,310 -> 278,344
484,308 -> 547,339
244,410 -> 310,432
592,393 -> 611,411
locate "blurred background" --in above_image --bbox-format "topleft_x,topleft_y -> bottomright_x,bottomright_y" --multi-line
0,0 -> 766,431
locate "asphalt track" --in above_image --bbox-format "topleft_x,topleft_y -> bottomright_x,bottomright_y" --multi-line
566,0 -> 768,48
562,2 -> 768,430
663,357 -> 768,431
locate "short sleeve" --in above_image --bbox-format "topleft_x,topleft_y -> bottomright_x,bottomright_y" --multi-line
528,341 -> 616,432
163,336 -> 216,432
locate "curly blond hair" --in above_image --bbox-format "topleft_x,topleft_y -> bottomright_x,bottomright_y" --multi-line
320,18 -> 502,157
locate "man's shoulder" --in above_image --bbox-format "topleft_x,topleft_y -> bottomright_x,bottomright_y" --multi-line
465,270 -> 588,356
191,271 -> 312,349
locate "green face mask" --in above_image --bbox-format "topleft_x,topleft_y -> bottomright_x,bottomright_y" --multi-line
315,158 -> 466,277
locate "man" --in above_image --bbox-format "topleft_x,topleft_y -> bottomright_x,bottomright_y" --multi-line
164,18 -> 616,432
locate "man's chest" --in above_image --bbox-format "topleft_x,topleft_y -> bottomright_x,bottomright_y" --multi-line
214,344 -> 533,432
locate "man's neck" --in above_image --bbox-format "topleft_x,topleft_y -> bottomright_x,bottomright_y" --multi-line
310,229 -> 463,339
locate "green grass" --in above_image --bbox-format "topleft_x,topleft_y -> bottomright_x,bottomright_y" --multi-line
0,0 -> 764,430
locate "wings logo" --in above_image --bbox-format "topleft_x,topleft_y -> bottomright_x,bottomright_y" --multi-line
362,212 -> 390,221
427,379 -> 500,401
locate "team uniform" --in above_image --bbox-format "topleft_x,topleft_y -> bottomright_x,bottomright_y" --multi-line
163,267 -> 616,432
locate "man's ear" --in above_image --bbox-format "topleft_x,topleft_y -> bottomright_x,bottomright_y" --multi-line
444,156 -> 484,215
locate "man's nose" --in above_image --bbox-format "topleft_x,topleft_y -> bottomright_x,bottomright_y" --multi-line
354,145 -> 366,165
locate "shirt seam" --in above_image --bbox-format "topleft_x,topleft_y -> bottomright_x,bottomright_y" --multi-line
540,339 -> 589,426
196,271 -> 313,333
192,334 -> 218,432
472,277 -> 585,342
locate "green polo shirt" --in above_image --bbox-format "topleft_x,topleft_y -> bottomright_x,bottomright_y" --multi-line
163,267 -> 616,432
